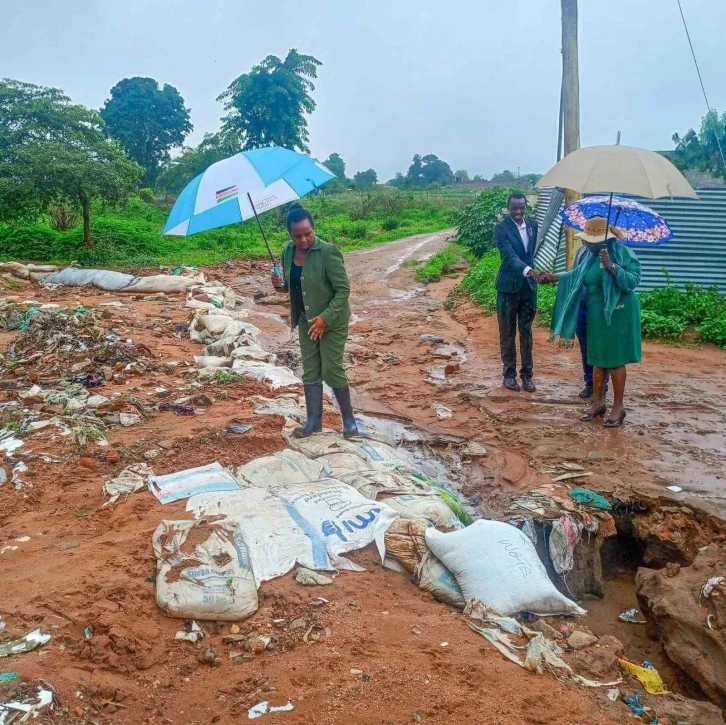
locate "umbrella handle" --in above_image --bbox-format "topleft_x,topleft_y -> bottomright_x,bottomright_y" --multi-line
247,192 -> 277,266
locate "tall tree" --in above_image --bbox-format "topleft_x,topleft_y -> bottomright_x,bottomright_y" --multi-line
323,152 -> 346,179
100,77 -> 192,186
454,169 -> 470,183
353,168 -> 377,190
672,110 -> 726,180
218,49 -> 321,152
405,153 -> 453,186
491,169 -> 517,184
0,78 -> 142,246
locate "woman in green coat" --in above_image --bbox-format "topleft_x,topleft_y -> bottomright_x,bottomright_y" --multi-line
271,204 -> 358,439
545,217 -> 642,428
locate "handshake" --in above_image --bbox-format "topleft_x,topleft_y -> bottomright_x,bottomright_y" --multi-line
530,269 -> 558,284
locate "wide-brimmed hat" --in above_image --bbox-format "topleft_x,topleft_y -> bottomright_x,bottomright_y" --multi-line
575,216 -> 618,243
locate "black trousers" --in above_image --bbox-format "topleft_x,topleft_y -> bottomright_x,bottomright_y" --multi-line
497,287 -> 537,380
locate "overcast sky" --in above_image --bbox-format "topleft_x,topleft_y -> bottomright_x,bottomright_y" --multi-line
3,0 -> 724,180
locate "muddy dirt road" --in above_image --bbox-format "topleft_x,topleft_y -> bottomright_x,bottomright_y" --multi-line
1,231 -> 725,724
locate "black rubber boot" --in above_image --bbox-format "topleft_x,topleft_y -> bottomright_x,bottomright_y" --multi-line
293,383 -> 323,438
333,386 -> 359,438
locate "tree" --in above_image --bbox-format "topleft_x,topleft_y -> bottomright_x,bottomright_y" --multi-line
491,169 -> 517,184
454,169 -> 470,183
404,153 -> 454,186
100,77 -> 192,186
218,49 -> 321,153
388,172 -> 407,188
455,187 -> 518,257
323,152 -> 346,179
672,110 -> 726,180
0,78 -> 142,246
353,168 -> 378,190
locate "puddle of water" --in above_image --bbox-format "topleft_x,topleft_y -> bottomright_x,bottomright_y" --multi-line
385,237 -> 438,275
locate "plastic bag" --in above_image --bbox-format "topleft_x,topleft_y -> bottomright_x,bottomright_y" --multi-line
153,519 -> 258,621
231,359 -> 300,390
426,520 -> 586,617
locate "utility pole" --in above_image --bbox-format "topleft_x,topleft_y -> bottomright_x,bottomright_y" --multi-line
561,0 -> 581,269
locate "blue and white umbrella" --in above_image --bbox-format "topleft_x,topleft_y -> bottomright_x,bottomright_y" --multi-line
163,146 -> 335,237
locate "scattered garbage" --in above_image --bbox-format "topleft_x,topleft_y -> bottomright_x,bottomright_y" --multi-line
432,402 -> 453,419
248,701 -> 294,719
149,462 -> 241,504
618,658 -> 668,695
420,334 -> 445,343
606,687 -> 620,702
666,485 -> 683,493
175,621 -> 204,642
154,519 -> 258,621
103,463 -> 153,506
426,520 -> 585,616
0,468 -> 7,486
227,424 -> 253,435
569,487 -> 612,510
385,494 -> 463,530
295,568 -> 333,586
0,672 -> 19,683
0,685 -> 56,722
158,402 -> 195,416
618,608 -> 647,624
700,576 -> 724,600
548,514 -> 583,575
0,629 -> 51,657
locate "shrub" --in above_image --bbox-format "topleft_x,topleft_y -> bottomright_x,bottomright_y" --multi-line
348,221 -> 368,239
138,187 -> 154,202
381,217 -> 400,231
459,250 -> 500,311
640,310 -> 686,340
48,203 -> 80,232
698,315 -> 726,346
0,224 -> 60,261
455,187 -> 518,257
414,244 -> 470,284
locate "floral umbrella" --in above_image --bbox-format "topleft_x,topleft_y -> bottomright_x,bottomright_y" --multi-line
560,195 -> 674,246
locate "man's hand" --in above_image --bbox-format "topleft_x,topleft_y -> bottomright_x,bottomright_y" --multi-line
271,272 -> 284,288
538,271 -> 559,284
308,316 -> 327,340
599,249 -> 616,272
528,270 -> 547,283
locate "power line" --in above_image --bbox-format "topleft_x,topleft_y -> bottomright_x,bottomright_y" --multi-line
677,0 -> 726,169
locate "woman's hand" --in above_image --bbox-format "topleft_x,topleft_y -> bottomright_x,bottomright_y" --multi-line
599,249 -> 617,273
308,316 -> 327,340
271,272 -> 284,288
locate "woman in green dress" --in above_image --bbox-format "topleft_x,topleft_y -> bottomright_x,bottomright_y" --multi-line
546,217 -> 642,427
271,204 -> 358,439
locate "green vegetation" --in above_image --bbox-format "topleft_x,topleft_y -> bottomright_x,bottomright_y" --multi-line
414,244 -> 473,284
0,190 -> 459,267
454,187 -> 518,257
460,252 -> 726,348
671,109 -> 726,181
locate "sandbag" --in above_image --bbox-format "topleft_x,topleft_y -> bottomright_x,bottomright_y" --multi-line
153,519 -> 258,621
415,551 -> 466,609
124,274 -> 202,294
425,520 -> 586,617
0,262 -> 30,279
42,268 -> 136,290
337,469 -> 434,500
194,355 -> 233,368
289,432 -> 366,460
385,494 -> 463,530
279,479 -> 399,571
186,486 -> 334,581
231,359 -> 300,390
230,343 -> 277,364
384,518 -> 429,573
324,452 -> 374,478
236,449 -> 331,488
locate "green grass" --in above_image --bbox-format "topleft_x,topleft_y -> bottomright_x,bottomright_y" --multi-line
460,251 -> 726,348
0,192 -> 460,268
414,243 -> 473,284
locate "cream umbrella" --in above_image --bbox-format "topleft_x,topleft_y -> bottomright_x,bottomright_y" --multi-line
536,144 -> 698,199
536,144 -> 698,247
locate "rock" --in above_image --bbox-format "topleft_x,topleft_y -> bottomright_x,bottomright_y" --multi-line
566,631 -> 598,650
665,562 -> 681,578
221,634 -> 246,644
229,624 -> 240,634
528,619 -> 563,640
295,567 -> 333,586
79,457 -> 96,470
244,635 -> 270,654
272,619 -> 287,629
637,545 -> 726,705
190,394 -> 214,407
197,646 -> 217,665
158,440 -> 175,450
648,694 -> 725,725
105,449 -> 121,464
101,310 -> 113,319
290,618 -> 308,630
444,362 -> 460,375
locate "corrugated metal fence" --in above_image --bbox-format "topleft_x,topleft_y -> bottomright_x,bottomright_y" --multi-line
535,187 -> 726,292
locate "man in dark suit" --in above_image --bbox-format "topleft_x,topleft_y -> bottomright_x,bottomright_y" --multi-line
494,192 -> 542,392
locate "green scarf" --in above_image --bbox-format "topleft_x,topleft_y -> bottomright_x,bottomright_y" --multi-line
549,242 -> 641,347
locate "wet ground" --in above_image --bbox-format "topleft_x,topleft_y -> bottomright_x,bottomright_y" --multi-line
1,231 -> 725,724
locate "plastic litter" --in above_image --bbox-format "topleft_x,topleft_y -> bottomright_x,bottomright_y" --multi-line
0,629 -> 51,657
432,402 -> 453,419
618,608 -> 646,624
420,334 -> 445,343
158,402 -> 195,416
427,520 -> 585,617
295,568 -> 333,586
227,424 -> 253,435
618,658 -> 668,695
248,701 -> 294,719
149,462 -> 241,504
666,485 -> 683,493
700,576 -> 724,600
103,463 -> 152,506
175,621 -> 204,642
0,686 -> 55,722
0,672 -> 19,682
154,519 -> 258,621
568,487 -> 612,510
549,514 -> 584,575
